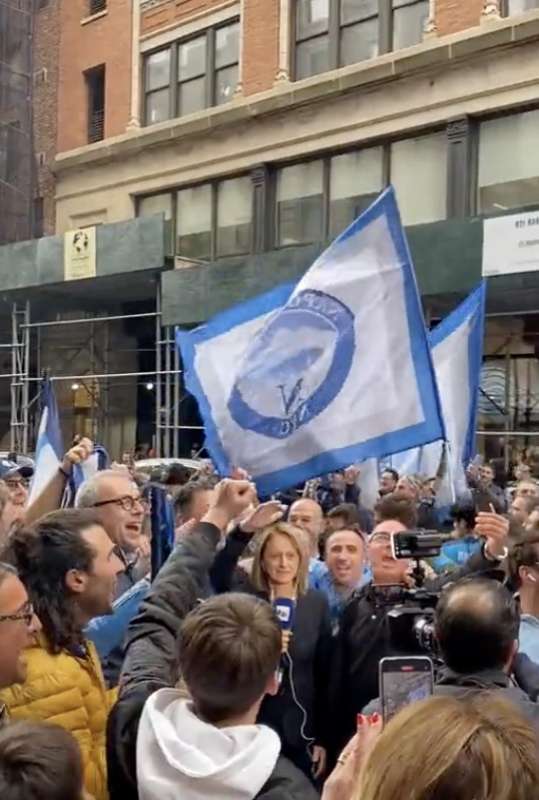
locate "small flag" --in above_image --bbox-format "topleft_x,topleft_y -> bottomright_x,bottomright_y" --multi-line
28,379 -> 64,504
178,187 -> 444,496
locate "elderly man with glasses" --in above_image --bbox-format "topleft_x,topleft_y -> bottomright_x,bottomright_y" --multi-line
329,506 -> 511,758
75,469 -> 149,599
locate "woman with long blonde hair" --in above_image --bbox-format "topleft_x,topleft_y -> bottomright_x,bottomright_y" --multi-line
323,693 -> 539,800
212,520 -> 332,784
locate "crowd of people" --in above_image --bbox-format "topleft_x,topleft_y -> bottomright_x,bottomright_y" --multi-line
0,441 -> 538,799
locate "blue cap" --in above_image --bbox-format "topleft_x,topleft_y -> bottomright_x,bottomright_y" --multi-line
0,460 -> 33,480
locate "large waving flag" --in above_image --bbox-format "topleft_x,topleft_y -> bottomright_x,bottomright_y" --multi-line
178,187 -> 444,496
29,379 -> 64,503
391,282 -> 486,501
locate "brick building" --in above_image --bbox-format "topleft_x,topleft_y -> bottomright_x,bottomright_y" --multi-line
52,0 -> 539,238
1,0 -> 538,458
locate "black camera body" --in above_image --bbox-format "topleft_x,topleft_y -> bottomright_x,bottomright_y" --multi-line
376,530 -> 452,656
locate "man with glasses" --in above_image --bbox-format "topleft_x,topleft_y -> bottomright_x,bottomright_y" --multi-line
0,460 -> 33,526
0,563 -> 40,710
331,509 -> 511,754
76,470 -> 148,599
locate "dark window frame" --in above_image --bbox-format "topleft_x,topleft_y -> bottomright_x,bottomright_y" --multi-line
293,0 -> 429,81
272,124 -> 449,248
137,172 -> 254,261
142,18 -> 240,126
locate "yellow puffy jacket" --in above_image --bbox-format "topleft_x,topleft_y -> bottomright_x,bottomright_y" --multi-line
0,635 -> 117,800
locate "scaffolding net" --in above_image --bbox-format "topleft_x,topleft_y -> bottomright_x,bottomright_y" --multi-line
0,0 -> 35,246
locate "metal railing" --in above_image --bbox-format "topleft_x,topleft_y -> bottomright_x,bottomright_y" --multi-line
88,108 -> 104,143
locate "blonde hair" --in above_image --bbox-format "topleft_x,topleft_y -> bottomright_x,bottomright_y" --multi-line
251,522 -> 309,597
355,693 -> 539,800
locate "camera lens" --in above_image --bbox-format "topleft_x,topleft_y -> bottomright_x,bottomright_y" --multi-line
414,617 -> 435,651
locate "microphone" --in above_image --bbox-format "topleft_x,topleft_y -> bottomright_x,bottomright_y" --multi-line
273,598 -> 295,685
273,597 -> 295,632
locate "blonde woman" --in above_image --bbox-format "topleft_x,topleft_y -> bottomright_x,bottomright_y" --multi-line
212,521 -> 332,784
322,693 -> 539,800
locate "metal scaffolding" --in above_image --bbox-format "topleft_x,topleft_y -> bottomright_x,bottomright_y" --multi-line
0,290 -> 202,457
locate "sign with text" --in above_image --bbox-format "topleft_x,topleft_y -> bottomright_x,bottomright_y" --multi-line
482,211 -> 539,277
64,227 -> 97,281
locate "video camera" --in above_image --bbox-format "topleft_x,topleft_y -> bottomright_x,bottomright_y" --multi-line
376,530 -> 452,656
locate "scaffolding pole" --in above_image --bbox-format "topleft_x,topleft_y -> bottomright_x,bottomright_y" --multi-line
10,301 -> 30,453
0,289 -> 188,457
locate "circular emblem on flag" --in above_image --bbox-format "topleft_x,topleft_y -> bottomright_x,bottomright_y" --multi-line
228,289 -> 355,439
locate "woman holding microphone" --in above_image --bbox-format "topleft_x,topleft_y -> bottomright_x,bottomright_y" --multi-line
212,520 -> 332,782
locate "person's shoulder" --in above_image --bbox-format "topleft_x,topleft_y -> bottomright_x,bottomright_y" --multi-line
256,755 -> 318,800
302,587 -> 330,613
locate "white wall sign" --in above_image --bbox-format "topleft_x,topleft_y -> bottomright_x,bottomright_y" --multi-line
64,227 -> 97,281
483,210 -> 539,277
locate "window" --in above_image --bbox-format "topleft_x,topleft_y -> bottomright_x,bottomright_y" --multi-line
89,0 -> 107,15
33,197 -> 44,238
86,65 -> 105,143
274,133 -> 447,244
177,184 -> 212,260
277,161 -> 324,245
329,148 -> 384,238
276,148 -> 385,245
173,176 -> 252,260
390,132 -> 447,225
502,0 -> 539,15
392,0 -> 429,50
478,110 -> 539,214
217,177 -> 252,255
294,0 -> 429,79
138,194 -> 173,220
143,20 -> 239,125
145,50 -> 171,125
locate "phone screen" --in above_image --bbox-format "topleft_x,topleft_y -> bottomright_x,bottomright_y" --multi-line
380,657 -> 434,722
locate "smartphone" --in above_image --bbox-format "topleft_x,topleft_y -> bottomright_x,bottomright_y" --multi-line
379,656 -> 434,722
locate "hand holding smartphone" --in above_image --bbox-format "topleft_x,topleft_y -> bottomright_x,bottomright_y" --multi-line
379,656 -> 434,722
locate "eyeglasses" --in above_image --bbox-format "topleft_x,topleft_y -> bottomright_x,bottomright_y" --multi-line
93,495 -> 147,513
0,601 -> 34,626
5,478 -> 28,489
370,532 -> 392,544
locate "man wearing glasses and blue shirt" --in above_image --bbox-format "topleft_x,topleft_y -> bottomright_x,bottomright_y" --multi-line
76,469 -> 148,599
76,471 -> 150,686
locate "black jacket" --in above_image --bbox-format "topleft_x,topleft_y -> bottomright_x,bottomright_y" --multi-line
434,667 -> 539,733
107,522 -> 318,800
258,756 -> 319,800
362,666 -> 539,736
107,522 -> 221,800
330,545 -> 505,752
211,530 -> 333,770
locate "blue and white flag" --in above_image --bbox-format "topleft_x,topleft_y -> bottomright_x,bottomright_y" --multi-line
68,444 -> 110,502
29,379 -> 64,503
391,282 -> 486,501
178,187 -> 444,496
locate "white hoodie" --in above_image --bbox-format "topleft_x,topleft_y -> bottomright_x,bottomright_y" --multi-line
136,689 -> 282,800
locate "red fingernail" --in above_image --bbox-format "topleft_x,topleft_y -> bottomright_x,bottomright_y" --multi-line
357,714 -> 365,727
370,713 -> 380,724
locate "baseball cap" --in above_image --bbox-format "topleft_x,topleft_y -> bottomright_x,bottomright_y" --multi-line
0,459 -> 34,480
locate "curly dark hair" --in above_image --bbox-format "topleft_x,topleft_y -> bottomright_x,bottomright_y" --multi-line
0,509 -> 102,654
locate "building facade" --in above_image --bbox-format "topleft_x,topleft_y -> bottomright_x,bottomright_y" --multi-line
0,0 -> 536,461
